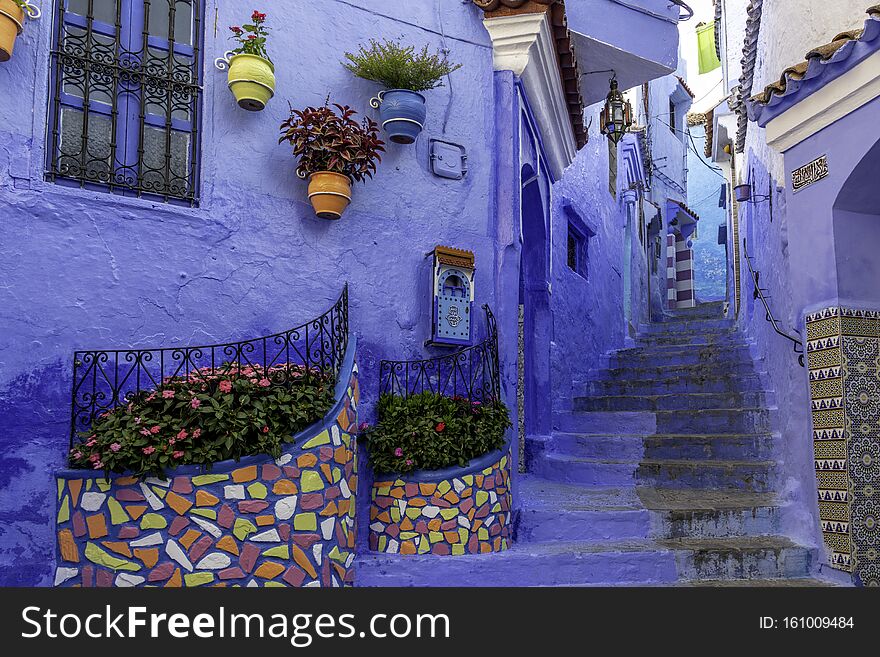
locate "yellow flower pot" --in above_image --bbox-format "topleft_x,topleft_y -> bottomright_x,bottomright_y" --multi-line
227,53 -> 275,111
308,172 -> 352,220
0,0 -> 25,63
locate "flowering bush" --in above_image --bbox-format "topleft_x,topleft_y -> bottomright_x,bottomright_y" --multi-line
279,101 -> 385,182
229,10 -> 270,61
69,363 -> 334,477
364,393 -> 511,475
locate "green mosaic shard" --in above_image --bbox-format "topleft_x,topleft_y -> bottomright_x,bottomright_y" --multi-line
301,430 -> 330,449
327,546 -> 348,563
478,528 -> 489,540
247,482 -> 268,499
107,497 -> 129,525
140,513 -> 167,530
458,528 -> 469,544
500,456 -> 507,469
184,573 -> 214,587
378,535 -> 387,552
452,544 -> 465,555
390,507 -> 401,523
190,508 -> 217,520
233,518 -> 257,540
151,486 -> 167,499
475,491 -> 489,506
393,479 -> 405,487
96,478 -> 111,492
84,542 -> 140,571
491,502 -> 501,513
57,479 -> 64,501
300,471 -> 323,493
293,513 -> 317,531
341,433 -> 351,447
428,531 -> 443,543
437,481 -> 451,495
417,537 -> 430,554
264,581 -> 286,588
86,479 -> 93,491
439,508 -> 458,520
462,475 -> 473,486
376,485 -> 391,496
192,474 -> 229,486
481,466 -> 492,476
263,545 -> 289,559
405,508 -> 421,520
331,467 -> 341,484
399,531 -> 417,540
57,495 -> 70,524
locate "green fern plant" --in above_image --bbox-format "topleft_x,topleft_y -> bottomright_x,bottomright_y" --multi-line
343,39 -> 462,93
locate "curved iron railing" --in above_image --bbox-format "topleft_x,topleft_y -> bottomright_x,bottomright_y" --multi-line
70,285 -> 349,448
379,306 -> 501,403
743,239 -> 805,367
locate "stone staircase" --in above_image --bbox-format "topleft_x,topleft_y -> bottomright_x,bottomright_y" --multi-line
356,302 -> 826,586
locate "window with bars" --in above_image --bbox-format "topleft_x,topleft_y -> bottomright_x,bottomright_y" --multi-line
47,0 -> 202,205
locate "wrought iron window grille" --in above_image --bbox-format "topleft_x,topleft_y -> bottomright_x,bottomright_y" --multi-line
70,285 -> 349,449
47,0 -> 203,206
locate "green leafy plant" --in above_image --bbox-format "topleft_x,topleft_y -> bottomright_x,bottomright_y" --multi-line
364,393 -> 511,475
343,39 -> 462,92
228,9 -> 270,61
69,363 -> 335,477
279,101 -> 385,182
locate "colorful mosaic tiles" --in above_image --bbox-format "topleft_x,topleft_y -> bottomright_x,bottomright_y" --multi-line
369,452 -> 512,556
806,307 -> 880,585
53,366 -> 360,588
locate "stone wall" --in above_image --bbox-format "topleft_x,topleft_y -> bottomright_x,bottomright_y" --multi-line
53,360 -> 359,588
368,450 -> 511,556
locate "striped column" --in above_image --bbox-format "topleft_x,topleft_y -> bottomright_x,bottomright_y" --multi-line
675,236 -> 695,308
666,234 -> 677,309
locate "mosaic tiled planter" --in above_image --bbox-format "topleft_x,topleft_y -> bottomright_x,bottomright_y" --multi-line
369,447 -> 512,556
53,345 -> 360,588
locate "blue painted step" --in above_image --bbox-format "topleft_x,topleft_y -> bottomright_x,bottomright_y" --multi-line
636,459 -> 778,492
581,374 -> 766,396
529,453 -> 639,487
654,408 -> 771,433
574,391 -> 773,412
600,362 -> 761,381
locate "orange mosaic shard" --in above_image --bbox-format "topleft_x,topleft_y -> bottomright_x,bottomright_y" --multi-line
68,479 -> 83,507
86,513 -> 108,539
179,529 -> 202,550
292,545 -> 318,578
232,465 -> 257,483
297,453 -> 317,468
101,541 -> 133,557
165,568 -> 182,587
134,548 -> 159,568
254,561 -> 285,579
125,505 -> 147,520
195,490 -> 219,507
58,529 -> 79,563
216,535 -> 239,556
255,515 -> 275,526
165,491 -> 193,516
272,479 -> 297,495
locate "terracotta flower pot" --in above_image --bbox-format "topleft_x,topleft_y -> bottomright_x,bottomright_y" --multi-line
307,172 -> 352,220
0,0 -> 25,63
227,53 -> 275,111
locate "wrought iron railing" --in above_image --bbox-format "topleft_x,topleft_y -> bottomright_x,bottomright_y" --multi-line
379,306 -> 501,403
743,238 -> 805,367
70,286 -> 349,448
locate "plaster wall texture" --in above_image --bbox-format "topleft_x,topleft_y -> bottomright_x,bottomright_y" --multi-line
0,0 -> 503,585
687,124 -> 727,301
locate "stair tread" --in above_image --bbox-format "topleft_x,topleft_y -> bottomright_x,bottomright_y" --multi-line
518,476 -> 643,511
640,458 -> 776,467
636,487 -> 779,510
680,578 -> 839,587
551,432 -> 776,439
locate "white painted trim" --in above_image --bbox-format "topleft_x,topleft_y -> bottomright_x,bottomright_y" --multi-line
483,13 -> 578,178
765,50 -> 880,153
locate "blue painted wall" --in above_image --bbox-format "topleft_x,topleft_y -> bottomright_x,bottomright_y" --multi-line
688,123 -> 727,301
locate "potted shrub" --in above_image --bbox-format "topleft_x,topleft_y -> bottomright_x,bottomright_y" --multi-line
279,101 -> 385,220
343,39 -> 462,145
0,0 -> 39,63
225,10 -> 274,111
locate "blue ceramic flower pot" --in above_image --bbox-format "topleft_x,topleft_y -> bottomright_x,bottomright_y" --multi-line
376,89 -> 427,145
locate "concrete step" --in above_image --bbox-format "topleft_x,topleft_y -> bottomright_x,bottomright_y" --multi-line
636,459 -> 778,492
680,578 -> 838,587
528,433 -> 645,461
355,540 -> 679,587
554,411 -> 656,435
635,333 -> 746,347
613,341 -> 752,355
516,477 -> 650,543
664,301 -> 726,320
605,348 -> 761,369
599,362 -> 761,381
529,453 -> 639,487
657,536 -> 816,581
638,488 -> 782,538
574,392 -> 773,413
654,408 -> 771,433
581,374 -> 766,396
639,319 -> 735,333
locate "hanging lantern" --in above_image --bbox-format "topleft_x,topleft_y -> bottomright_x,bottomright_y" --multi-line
600,78 -> 633,145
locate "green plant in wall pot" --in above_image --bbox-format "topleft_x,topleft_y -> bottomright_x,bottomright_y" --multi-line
216,9 -> 274,111
0,0 -> 41,63
364,393 -> 512,475
279,101 -> 385,220
343,39 -> 462,145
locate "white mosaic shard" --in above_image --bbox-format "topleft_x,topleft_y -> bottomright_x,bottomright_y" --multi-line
484,515 -> 494,527
246,579 -> 259,588
458,515 -> 471,529
397,499 -> 407,514
453,478 -> 465,494
274,495 -> 297,521
304,581 -> 321,588
331,425 -> 341,446
145,476 -> 170,488
191,516 -> 222,538
321,517 -> 335,541
165,539 -> 193,571
275,454 -> 292,466
312,543 -> 322,566
369,522 -> 384,532
490,491 -> 497,504
140,482 -> 165,510
251,528 -> 280,543
332,575 -> 340,588
115,573 -> 145,587
339,478 -> 351,499
54,567 -> 78,586
196,553 -> 231,570
345,552 -> 355,568
422,506 -> 440,519
224,484 -> 246,500
387,539 -> 399,554
80,492 -> 106,511
130,531 -> 163,547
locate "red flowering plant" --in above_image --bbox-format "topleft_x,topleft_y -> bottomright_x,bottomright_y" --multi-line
229,9 -> 270,61
363,392 -> 511,475
69,363 -> 334,477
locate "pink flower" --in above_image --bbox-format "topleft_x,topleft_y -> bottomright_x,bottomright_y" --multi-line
142,446 -> 156,455
150,426 -> 160,434
394,447 -> 403,457
406,459 -> 413,466
247,34 -> 257,40
71,450 -> 82,460
190,398 -> 201,409
85,438 -> 97,447
262,425 -> 269,433
89,453 -> 100,463
172,450 -> 185,459
169,438 -> 176,446
140,429 -> 151,437
162,390 -> 175,399
146,393 -> 155,402
192,428 -> 202,439
259,378 -> 271,387
92,461 -> 104,470
177,429 -> 188,440
358,421 -> 369,432
219,380 -> 232,393
110,443 -> 122,452
436,422 -> 446,433
134,417 -> 142,424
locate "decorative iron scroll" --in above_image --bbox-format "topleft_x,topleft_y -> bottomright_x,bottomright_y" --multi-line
379,306 -> 501,403
70,286 -> 349,448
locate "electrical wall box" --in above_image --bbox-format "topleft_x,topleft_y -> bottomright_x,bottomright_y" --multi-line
430,139 -> 468,180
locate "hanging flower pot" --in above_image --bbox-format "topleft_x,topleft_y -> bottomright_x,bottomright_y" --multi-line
371,89 -> 427,145
217,9 -> 274,111
344,39 -> 462,146
307,172 -> 352,220
279,102 -> 385,221
227,53 -> 275,111
0,0 -> 39,63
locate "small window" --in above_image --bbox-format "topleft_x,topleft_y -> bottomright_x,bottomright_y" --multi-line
669,98 -> 677,135
567,221 -> 589,279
